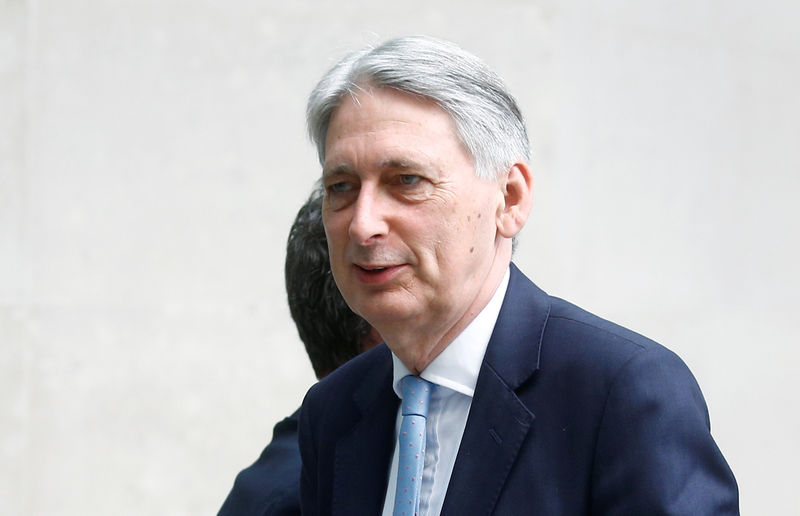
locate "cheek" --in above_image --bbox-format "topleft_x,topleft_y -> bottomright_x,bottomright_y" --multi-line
323,214 -> 348,247
456,198 -> 495,239
417,214 -> 479,269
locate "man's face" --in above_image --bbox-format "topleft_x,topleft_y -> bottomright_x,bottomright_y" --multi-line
321,87 -> 505,338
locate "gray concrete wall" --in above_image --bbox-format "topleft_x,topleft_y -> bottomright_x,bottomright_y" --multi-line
2,1 -> 798,514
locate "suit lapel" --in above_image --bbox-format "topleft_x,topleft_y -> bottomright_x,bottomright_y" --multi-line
331,346 -> 399,515
441,264 -> 551,516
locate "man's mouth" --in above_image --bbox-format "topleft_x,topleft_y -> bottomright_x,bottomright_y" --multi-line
353,263 -> 403,284
359,265 -> 389,272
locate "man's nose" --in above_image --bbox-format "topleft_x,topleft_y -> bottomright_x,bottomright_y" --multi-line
348,188 -> 389,245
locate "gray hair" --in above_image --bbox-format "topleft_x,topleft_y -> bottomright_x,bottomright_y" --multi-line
306,35 -> 530,180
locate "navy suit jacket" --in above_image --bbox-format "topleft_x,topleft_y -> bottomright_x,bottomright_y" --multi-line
299,264 -> 738,515
218,410 -> 301,516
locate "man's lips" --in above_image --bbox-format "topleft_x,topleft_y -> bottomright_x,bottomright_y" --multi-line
352,263 -> 405,284
358,265 -> 390,271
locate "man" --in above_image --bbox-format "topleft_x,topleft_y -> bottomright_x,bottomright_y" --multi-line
299,35 -> 739,515
218,189 -> 380,516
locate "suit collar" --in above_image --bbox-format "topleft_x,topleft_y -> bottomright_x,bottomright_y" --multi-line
442,263 -> 551,516
351,344 -> 396,417
482,263 -> 550,389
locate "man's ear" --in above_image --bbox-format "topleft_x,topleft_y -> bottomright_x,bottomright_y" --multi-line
496,161 -> 533,238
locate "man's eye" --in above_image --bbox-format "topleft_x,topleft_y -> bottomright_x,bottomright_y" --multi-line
398,175 -> 421,186
328,181 -> 352,193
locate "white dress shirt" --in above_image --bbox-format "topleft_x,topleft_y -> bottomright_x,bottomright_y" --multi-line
381,269 -> 510,516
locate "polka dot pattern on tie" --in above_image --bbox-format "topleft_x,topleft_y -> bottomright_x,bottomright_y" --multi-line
394,375 -> 433,516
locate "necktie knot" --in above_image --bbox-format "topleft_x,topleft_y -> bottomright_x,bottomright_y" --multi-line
399,375 -> 433,417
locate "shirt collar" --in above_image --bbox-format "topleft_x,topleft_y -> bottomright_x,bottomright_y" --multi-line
392,268 -> 510,398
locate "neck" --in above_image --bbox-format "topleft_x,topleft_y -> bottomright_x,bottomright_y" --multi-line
382,245 -> 511,375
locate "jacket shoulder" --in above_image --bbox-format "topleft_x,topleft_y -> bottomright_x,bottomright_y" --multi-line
543,294 -> 694,373
547,295 -> 660,351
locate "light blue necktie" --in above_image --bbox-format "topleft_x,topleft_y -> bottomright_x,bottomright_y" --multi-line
394,375 -> 433,516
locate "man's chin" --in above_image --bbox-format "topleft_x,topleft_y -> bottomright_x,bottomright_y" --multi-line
352,300 -> 419,331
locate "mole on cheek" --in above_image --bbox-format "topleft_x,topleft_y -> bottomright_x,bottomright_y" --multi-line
470,247 -> 475,253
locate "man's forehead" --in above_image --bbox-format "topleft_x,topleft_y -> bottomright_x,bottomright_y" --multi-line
327,87 -> 451,132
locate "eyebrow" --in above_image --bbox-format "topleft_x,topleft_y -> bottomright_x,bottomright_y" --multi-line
323,158 -> 428,178
322,163 -> 356,178
377,158 -> 425,171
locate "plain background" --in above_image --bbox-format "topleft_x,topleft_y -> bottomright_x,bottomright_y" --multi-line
2,1 -> 799,514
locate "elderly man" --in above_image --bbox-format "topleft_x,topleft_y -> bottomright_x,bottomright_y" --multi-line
299,36 -> 738,515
